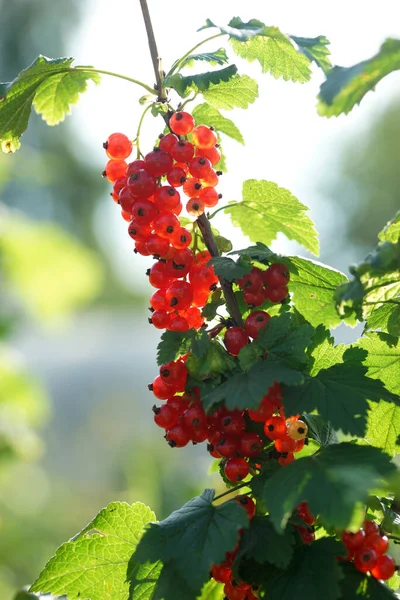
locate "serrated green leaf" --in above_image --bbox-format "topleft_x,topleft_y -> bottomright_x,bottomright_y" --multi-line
192,103 -> 244,144
228,242 -> 279,264
128,559 -> 162,600
318,38 -> 400,117
379,211 -> 400,244
257,313 -> 314,368
198,17 -> 266,41
256,538 -> 345,600
156,329 -> 199,365
339,561 -> 398,599
236,516 -> 295,569
202,360 -> 304,412
210,257 -> 251,281
152,564 -> 196,600
198,579 -> 224,600
134,490 -> 249,598
283,348 -> 399,436
163,65 -> 237,98
290,35 -> 332,74
226,180 -> 319,256
356,332 -> 400,394
238,342 -> 264,371
0,55 -> 100,152
260,443 -> 395,531
202,74 -> 258,110
201,290 -> 225,321
178,48 -> 229,69
366,400 -> 400,457
366,302 -> 400,336
303,413 -> 338,446
309,326 -> 345,375
31,502 -> 156,600
289,256 -> 350,327
186,340 -> 236,380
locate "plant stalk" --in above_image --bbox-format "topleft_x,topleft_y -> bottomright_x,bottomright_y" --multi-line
139,0 -> 167,101
213,482 -> 249,502
197,213 -> 243,326
75,67 -> 157,95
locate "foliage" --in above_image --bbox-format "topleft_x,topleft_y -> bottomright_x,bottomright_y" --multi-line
1,8 -> 399,600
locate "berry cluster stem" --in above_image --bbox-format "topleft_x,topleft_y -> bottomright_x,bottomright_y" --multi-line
139,0 -> 167,101
196,213 -> 243,326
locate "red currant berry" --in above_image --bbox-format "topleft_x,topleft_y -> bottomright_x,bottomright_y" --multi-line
166,280 -> 194,310
223,582 -> 247,600
275,435 -> 298,453
354,546 -> 378,573
183,178 -> 203,198
264,263 -> 290,287
150,289 -> 169,311
169,315 -> 190,332
104,133 -> 132,160
148,261 -> 175,289
279,453 -> 295,466
128,220 -> 151,242
264,416 -> 287,440
266,382 -> 283,407
180,306 -> 204,329
112,176 -> 128,202
364,533 -> 389,556
153,186 -> 180,212
146,234 -> 170,258
297,502 -> 316,526
244,310 -> 271,339
243,289 -> 267,308
248,396 -> 274,422
127,169 -> 157,198
239,432 -> 263,458
150,310 -> 171,329
167,166 -> 187,188
183,404 -> 207,430
342,529 -> 366,551
172,140 -> 194,163
216,435 -> 240,458
153,212 -> 180,239
158,133 -> 178,154
238,267 -> 264,294
151,375 -> 175,400
105,159 -> 127,183
192,125 -> 218,149
264,285 -> 288,303
189,262 -> 218,289
224,327 -> 249,356
167,395 -> 190,415
364,519 -> 380,536
165,423 -> 191,448
121,209 -> 133,222
211,563 -> 232,584
134,240 -> 151,255
189,156 -> 212,179
186,197 -> 205,217
371,554 -> 396,580
169,111 -> 195,135
196,146 -> 221,166
220,412 -> 246,436
287,420 -> 308,440
235,495 -> 256,520
144,149 -> 173,177
119,186 -> 136,212
160,360 -> 187,389
201,169 -> 219,186
153,404 -> 179,429
224,457 -> 249,482
131,198 -> 157,225
296,525 -> 315,544
170,227 -> 192,250
198,186 -> 221,208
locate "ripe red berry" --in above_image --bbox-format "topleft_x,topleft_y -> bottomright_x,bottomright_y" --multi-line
186,198 -> 204,217
243,289 -> 267,308
153,186 -> 180,212
128,220 -> 151,242
169,111 -> 195,135
365,533 -> 389,556
211,563 -> 232,584
235,495 -> 256,520
104,132 -> 132,160
183,178 -> 203,197
244,310 -> 271,339
170,227 -> 192,250
275,435 -> 298,453
144,149 -> 173,177
279,453 -> 295,466
238,267 -> 264,294
364,519 -> 380,536
105,159 -> 128,183
148,261 -> 175,289
296,525 -> 315,544
131,198 -> 157,225
287,420 -> 308,440
153,404 -> 179,429
216,435 -> 240,458
239,432 -> 263,458
126,159 -> 146,176
224,327 -> 249,356
223,582 -> 247,600
198,186 -> 221,208
201,169 -> 219,186
158,133 -> 178,154
189,156 -> 212,179
248,396 -> 274,422
264,285 -> 288,303
264,263 -> 290,287
224,457 -> 249,482
297,502 -> 316,526
166,281 -> 194,310
192,125 -> 218,149
196,145 -> 221,166
189,262 -> 218,289
165,423 -> 191,448
354,546 -> 378,573
153,212 -> 180,239
167,166 -> 187,188
150,309 -> 171,329
342,529 -> 366,551
160,359 -> 187,389
264,416 -> 287,440
112,176 -> 128,202
151,375 -> 175,400
371,554 -> 396,580
119,186 -> 136,212
127,169 -> 157,198
146,234 -> 170,258
169,315 -> 190,332
180,306 -> 204,329
172,140 -> 194,163
150,289 -> 169,311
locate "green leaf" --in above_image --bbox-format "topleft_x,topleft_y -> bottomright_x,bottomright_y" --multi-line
192,103 -> 244,144
156,329 -> 205,365
256,313 -> 314,368
259,443 -> 395,531
225,180 -> 319,256
199,17 -> 266,41
255,538 -> 345,600
198,579 -> 224,600
128,560 -> 162,600
202,290 -> 225,321
289,257 -> 350,327
237,342 -> 264,371
178,48 -> 229,69
290,35 -> 332,74
151,564 -> 196,600
228,242 -> 279,264
163,65 -> 238,98
283,348 -> 399,436
210,257 -> 251,281
0,56 -> 100,153
236,516 -> 295,569
30,502 -> 156,600
303,413 -> 338,447
202,74 -> 259,110
356,332 -> 400,394
134,490 -> 249,598
309,326 -> 345,375
366,400 -> 400,457
366,303 -> 400,336
318,38 -> 400,117
339,561 -> 398,599
202,360 -> 304,412
186,340 -> 236,380
379,211 -> 400,244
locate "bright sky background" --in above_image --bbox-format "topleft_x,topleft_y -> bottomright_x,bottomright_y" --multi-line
67,0 -> 400,293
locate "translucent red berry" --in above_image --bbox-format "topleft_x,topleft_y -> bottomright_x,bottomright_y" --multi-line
224,327 -> 249,356
158,133 -> 178,154
235,495 -> 256,520
371,554 -> 396,580
244,310 -> 271,339
165,423 -> 191,447
105,159 -> 128,183
287,420 -> 308,440
172,140 -> 194,163
224,457 -> 249,482
104,133 -> 132,160
264,285 -> 288,303
127,169 -> 157,198
192,125 -> 218,149
189,156 -> 212,179
186,198 -> 204,217
264,263 -> 290,287
264,416 -> 287,440
153,404 -> 179,429
144,149 -> 173,177
169,111 -> 195,135
354,546 -> 378,572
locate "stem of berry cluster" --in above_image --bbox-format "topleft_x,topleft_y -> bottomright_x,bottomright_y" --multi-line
139,0 -> 167,101
197,214 -> 243,326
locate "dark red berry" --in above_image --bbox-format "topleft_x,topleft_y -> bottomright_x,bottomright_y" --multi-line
224,457 -> 249,482
263,263 -> 290,287
224,327 -> 249,356
244,310 -> 271,339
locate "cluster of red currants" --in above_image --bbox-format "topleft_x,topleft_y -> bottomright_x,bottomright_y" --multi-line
103,110 -> 223,332
239,263 -> 290,308
341,520 -> 396,580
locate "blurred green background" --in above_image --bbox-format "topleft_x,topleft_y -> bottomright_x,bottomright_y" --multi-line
0,0 -> 399,598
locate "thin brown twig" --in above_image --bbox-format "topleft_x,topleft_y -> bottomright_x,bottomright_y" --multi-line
138,0 -> 167,101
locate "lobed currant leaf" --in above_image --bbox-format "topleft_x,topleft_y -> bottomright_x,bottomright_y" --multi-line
256,313 -> 314,369
201,290 -> 225,321
0,55 -> 100,153
318,38 -> 400,117
186,340 -> 236,380
209,256 -> 251,281
237,342 -> 264,371
128,560 -> 162,600
235,516 -> 295,570
156,329 -> 207,365
225,180 -> 319,256
366,400 -> 400,457
283,347 -> 399,436
228,242 -> 280,264
176,48 -> 229,70
257,443 -> 395,531
378,211 -> 400,244
290,35 -> 332,74
192,103 -> 244,144
339,561 -> 397,599
163,65 -> 238,98
356,332 -> 400,395
30,502 -> 156,600
199,17 -> 266,41
201,74 -> 259,110
308,325 -> 346,375
366,303 -> 400,337
302,413 -> 338,447
133,490 -> 249,599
